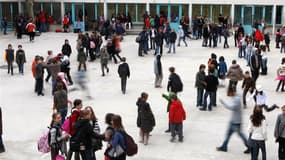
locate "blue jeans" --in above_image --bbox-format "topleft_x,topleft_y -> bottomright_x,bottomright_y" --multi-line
58,108 -> 67,125
18,63 -> 24,74
202,91 -> 215,110
168,42 -> 175,53
251,140 -> 266,160
40,22 -> 47,32
238,46 -> 243,57
155,45 -> 160,55
220,123 -> 248,150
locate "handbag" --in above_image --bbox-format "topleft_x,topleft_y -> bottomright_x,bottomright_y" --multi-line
107,145 -> 125,158
56,155 -> 65,160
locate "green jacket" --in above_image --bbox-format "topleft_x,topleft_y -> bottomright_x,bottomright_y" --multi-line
162,92 -> 180,112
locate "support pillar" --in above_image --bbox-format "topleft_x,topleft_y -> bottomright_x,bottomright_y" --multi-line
283,5 -> 285,25
60,0 -> 64,21
231,4 -> 235,26
272,5 -> 276,34
103,0 -> 107,20
189,3 -> 192,24
18,0 -> 22,14
146,2 -> 150,14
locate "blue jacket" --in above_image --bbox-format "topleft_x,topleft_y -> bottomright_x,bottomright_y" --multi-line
111,130 -> 126,150
218,61 -> 227,75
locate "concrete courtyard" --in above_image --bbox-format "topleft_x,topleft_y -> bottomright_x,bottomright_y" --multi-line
0,31 -> 284,160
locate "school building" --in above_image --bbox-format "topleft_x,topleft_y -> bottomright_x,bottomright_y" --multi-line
0,0 -> 284,33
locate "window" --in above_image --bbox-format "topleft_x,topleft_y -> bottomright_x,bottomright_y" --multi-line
64,3 -> 72,15
212,5 -> 220,23
264,6 -> 272,24
137,4 -> 146,22
192,4 -> 201,20
150,4 -> 157,16
97,3 -> 104,18
2,2 -> 18,22
182,5 -> 189,17
254,6 -> 263,22
276,6 -> 283,24
234,5 -> 242,25
85,3 -> 95,21
202,5 -> 211,19
118,4 -> 126,15
107,3 -> 116,19
33,2 -> 41,15
222,5 -> 231,17
244,6 -> 253,25
42,3 -> 51,16
53,3 -> 61,24
170,5 -> 179,22
127,4 -> 136,22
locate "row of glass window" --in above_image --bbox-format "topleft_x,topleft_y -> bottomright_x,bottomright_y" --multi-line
1,2 -> 283,25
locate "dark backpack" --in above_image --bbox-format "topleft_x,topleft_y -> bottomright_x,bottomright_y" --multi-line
122,132 -> 138,156
172,74 -> 183,92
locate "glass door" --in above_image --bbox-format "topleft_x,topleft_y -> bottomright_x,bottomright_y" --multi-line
244,6 -> 252,25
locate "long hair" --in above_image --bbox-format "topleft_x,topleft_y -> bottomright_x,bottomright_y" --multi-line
50,112 -> 61,127
85,106 -> 97,121
105,113 -> 115,126
112,115 -> 124,131
251,105 -> 265,127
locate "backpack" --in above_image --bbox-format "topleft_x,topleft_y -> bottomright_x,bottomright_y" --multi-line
61,117 -> 71,134
135,35 -> 141,43
172,74 -> 183,92
90,41 -> 96,49
37,128 -> 50,153
123,132 -> 138,156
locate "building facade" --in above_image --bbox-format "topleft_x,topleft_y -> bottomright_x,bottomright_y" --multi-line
0,0 -> 284,33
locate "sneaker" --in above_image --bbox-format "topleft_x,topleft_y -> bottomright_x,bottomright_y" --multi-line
199,108 -> 206,111
165,129 -> 170,133
216,146 -> 227,152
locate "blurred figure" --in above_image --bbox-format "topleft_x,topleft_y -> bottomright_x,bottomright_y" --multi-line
217,87 -> 249,153
1,17 -> 7,35
0,107 -> 4,153
274,105 -> 285,160
76,70 -> 92,99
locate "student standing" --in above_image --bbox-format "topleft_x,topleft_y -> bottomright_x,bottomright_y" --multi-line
35,57 -> 45,96
195,64 -> 206,107
167,67 -> 183,94
15,45 -> 26,75
118,57 -> 130,94
168,29 -> 177,53
248,106 -> 267,160
4,44 -> 14,75
242,71 -> 255,108
26,20 -> 36,42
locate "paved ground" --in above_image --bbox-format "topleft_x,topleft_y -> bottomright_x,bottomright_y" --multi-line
0,32 -> 284,160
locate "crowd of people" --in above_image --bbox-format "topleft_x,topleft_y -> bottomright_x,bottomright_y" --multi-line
2,10 -> 285,160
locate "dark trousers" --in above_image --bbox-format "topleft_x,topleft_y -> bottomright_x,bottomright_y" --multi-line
50,146 -> 59,160
278,137 -> 285,160
251,69 -> 260,82
35,78 -> 43,95
0,135 -> 5,152
45,68 -> 51,82
202,91 -> 215,110
276,80 -> 285,91
101,63 -> 109,75
251,140 -> 266,160
224,37 -> 229,48
150,38 -> 155,49
65,68 -> 73,84
220,123 -> 248,150
89,49 -> 96,61
111,53 -> 122,63
67,150 -> 80,160
170,122 -> 183,140
78,62 -> 87,71
58,108 -> 67,125
281,44 -> 285,53
18,63 -> 24,74
196,88 -> 204,107
265,43 -> 270,51
29,32 -> 35,41
80,149 -> 94,160
7,61 -> 13,75
242,88 -> 252,106
120,77 -> 127,94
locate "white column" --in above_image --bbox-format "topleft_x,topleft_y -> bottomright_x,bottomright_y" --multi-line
18,0 -> 22,14
146,2 -> 150,13
189,3 -> 192,24
104,0 -> 107,20
272,5 -> 276,35
231,3 -> 234,26
61,0 -> 64,20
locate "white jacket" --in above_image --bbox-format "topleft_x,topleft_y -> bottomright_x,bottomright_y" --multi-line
248,119 -> 267,141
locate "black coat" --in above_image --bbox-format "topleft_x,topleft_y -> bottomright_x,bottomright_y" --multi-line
62,44 -> 72,57
5,49 -> 14,62
118,62 -> 130,78
136,98 -> 155,133
74,119 -> 103,150
250,54 -> 262,71
169,32 -> 177,43
0,107 -> 2,135
205,75 -> 219,92
167,73 -> 183,93
16,49 -> 26,64
155,32 -> 163,46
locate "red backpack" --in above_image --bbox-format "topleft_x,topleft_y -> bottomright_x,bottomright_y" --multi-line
123,132 -> 138,156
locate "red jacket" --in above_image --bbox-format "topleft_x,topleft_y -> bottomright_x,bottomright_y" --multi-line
255,29 -> 264,41
70,109 -> 81,135
169,100 -> 186,123
26,23 -> 36,33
